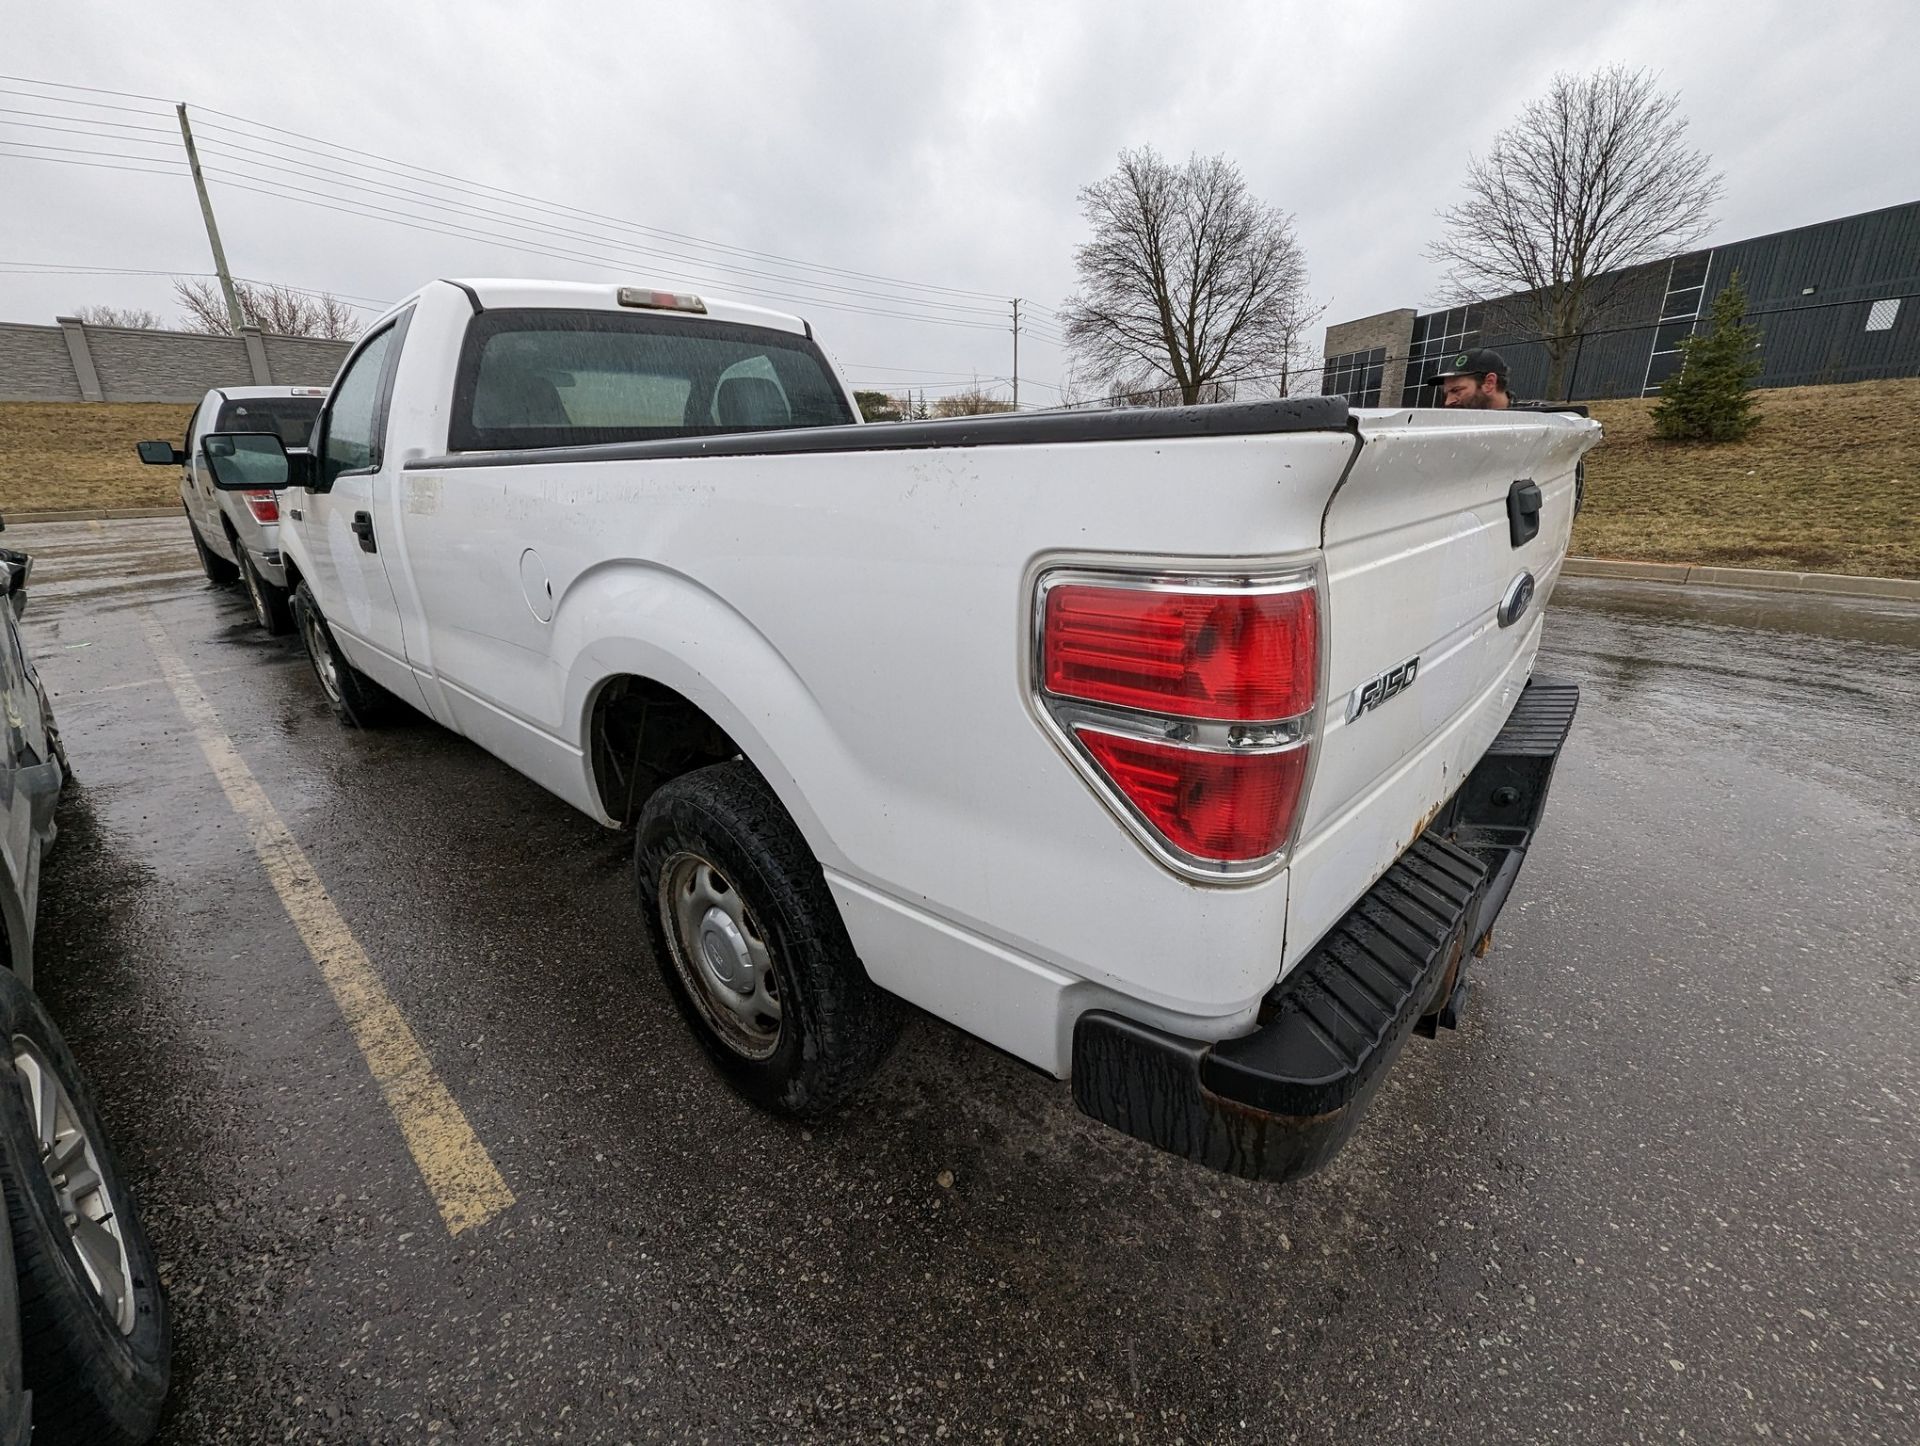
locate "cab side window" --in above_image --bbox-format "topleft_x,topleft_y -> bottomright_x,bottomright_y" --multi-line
320,328 -> 396,486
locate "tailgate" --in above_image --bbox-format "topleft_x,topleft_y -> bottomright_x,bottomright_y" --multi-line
1282,408 -> 1600,972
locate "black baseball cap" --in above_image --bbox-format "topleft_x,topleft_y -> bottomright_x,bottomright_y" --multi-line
1428,348 -> 1509,384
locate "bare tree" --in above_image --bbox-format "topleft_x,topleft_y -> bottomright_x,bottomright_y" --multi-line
1060,147 -> 1313,406
173,277 -> 360,340
1428,65 -> 1723,400
71,304 -> 163,329
931,385 -> 1016,417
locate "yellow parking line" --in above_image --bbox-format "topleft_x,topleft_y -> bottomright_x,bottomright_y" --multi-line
140,611 -> 514,1236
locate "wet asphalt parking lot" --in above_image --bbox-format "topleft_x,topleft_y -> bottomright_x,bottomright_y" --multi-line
9,515 -> 1918,1444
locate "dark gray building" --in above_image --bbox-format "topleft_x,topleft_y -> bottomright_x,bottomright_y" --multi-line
1321,199 -> 1920,407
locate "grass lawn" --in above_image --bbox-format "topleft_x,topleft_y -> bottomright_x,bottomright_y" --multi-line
0,402 -> 194,515
1574,378 -> 1920,579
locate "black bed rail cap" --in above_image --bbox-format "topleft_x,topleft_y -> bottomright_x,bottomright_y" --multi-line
408,395 -> 1354,471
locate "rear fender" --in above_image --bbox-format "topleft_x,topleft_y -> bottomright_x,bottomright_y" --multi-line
554,561 -> 861,868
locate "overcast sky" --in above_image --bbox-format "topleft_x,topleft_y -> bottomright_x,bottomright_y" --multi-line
5,0 -> 1916,402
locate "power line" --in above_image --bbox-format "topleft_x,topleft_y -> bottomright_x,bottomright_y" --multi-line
180,135 -> 1007,316
195,165 -> 1017,331
0,125 -> 1022,330
0,78 -> 1022,310
843,362 -> 1009,378
0,259 -> 397,312
0,106 -> 1008,316
0,75 -> 176,107
0,136 -> 1013,331
0,84 -> 173,120
190,104 -> 1016,303
0,144 -> 181,178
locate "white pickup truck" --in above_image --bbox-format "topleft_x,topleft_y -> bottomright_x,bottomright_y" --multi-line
137,385 -> 329,634
201,278 -> 1600,1182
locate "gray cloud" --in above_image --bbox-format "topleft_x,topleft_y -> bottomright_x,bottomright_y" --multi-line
5,0 -> 1916,399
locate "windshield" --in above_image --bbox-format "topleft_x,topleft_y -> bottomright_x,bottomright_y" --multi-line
449,308 -> 853,451
214,396 -> 323,447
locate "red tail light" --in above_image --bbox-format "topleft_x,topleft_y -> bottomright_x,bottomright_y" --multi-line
1044,584 -> 1316,720
1037,571 -> 1319,876
1074,728 -> 1309,862
241,489 -> 279,524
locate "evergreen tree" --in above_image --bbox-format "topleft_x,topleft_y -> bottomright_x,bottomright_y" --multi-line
1652,272 -> 1764,442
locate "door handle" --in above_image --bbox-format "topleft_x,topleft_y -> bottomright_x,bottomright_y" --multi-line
351,510 -> 377,553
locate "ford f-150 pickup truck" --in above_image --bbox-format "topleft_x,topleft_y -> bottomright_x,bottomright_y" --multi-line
137,385 -> 329,634
200,278 -> 1601,1183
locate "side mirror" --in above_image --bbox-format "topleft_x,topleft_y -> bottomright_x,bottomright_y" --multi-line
136,440 -> 187,466
201,431 -> 294,491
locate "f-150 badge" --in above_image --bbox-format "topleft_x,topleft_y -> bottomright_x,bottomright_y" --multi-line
1347,656 -> 1419,722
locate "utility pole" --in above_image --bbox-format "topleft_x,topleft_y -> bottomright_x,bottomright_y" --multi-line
1010,298 -> 1021,410
176,103 -> 244,334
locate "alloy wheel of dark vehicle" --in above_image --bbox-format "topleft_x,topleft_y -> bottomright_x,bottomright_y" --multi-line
184,510 -> 238,586
635,760 -> 902,1119
0,967 -> 169,1446
290,581 -> 395,727
238,549 -> 294,635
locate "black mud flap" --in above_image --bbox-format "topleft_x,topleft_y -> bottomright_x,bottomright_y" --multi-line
1071,675 -> 1578,1184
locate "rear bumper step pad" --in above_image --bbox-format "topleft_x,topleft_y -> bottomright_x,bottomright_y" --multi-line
1071,674 -> 1578,1183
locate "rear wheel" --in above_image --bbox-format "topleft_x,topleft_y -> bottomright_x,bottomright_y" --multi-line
291,581 -> 395,727
237,548 -> 293,635
0,968 -> 169,1446
184,510 -> 237,586
636,761 -> 902,1118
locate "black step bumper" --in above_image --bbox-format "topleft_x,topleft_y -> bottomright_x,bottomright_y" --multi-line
1071,675 -> 1579,1184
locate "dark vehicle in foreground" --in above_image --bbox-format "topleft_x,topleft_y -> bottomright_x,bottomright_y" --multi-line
0,520 -> 169,1443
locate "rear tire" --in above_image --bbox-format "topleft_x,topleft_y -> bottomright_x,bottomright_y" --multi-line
185,510 -> 238,586
238,548 -> 293,635
636,761 -> 902,1119
290,581 -> 395,727
0,968 -> 169,1446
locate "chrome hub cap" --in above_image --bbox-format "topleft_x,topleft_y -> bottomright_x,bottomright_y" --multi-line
661,853 -> 782,1060
12,1038 -> 137,1335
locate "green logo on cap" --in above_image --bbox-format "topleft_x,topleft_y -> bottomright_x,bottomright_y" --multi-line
1455,353 -> 1470,369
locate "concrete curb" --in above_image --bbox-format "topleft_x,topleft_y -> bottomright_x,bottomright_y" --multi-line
1564,556 -> 1920,602
2,506 -> 181,524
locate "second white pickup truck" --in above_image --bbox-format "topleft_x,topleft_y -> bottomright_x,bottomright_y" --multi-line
202,278 -> 1601,1182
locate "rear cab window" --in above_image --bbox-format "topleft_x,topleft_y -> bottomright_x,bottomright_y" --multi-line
214,396 -> 325,448
447,309 -> 853,452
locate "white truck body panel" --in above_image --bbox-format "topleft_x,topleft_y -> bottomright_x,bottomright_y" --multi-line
272,279 -> 1601,1078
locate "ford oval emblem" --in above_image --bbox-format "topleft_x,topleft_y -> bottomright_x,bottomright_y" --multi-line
1497,571 -> 1536,628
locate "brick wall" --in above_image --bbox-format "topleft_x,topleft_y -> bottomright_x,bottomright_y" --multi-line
0,319 -> 349,402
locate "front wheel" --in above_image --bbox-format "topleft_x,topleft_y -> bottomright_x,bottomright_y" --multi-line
0,968 -> 169,1446
290,582 -> 395,728
238,548 -> 293,635
636,762 -> 902,1119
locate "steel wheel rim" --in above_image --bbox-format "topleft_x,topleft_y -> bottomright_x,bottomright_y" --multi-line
659,851 -> 783,1060
300,607 -> 343,704
11,1037 -> 137,1335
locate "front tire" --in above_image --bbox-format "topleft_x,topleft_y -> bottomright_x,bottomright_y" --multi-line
290,581 -> 395,727
238,548 -> 293,635
185,510 -> 238,586
0,968 -> 169,1446
636,762 -> 901,1119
